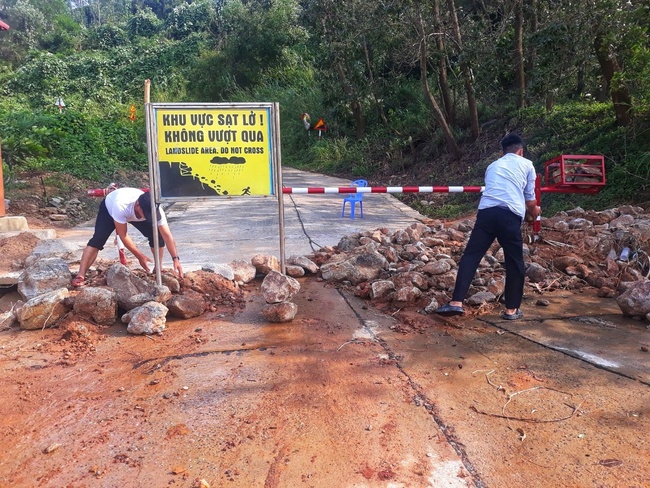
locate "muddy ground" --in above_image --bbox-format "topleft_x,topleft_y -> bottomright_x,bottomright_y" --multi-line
1,174 -> 650,487
1,272 -> 649,487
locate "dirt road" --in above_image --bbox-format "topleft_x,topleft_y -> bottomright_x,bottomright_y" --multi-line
1,277 -> 649,488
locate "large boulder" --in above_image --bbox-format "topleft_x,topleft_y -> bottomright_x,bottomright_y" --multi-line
320,251 -> 388,285
261,271 -> 300,303
25,239 -> 82,267
287,255 -> 319,274
166,290 -> 206,319
16,288 -> 70,330
18,257 -> 71,301
201,263 -> 235,281
229,260 -> 257,284
105,264 -> 169,310
262,302 -> 298,323
251,254 -> 280,275
73,286 -> 118,326
616,280 -> 650,318
121,301 -> 168,335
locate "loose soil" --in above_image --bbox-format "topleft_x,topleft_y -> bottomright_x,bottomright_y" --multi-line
1,172 -> 649,487
1,279 -> 649,487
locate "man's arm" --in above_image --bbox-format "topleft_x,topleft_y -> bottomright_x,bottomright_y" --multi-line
158,223 -> 183,278
114,221 -> 153,272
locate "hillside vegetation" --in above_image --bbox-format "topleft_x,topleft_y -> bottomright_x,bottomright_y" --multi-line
1,0 -> 649,218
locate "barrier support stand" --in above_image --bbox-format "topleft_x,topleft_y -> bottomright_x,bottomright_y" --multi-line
273,102 -> 286,275
144,79 -> 162,286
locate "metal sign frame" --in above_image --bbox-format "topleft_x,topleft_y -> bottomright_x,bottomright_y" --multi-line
144,102 -> 285,281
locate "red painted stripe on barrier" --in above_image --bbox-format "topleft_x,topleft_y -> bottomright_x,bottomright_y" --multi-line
281,186 -> 486,194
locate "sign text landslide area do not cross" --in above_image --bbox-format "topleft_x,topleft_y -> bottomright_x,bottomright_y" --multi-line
148,103 -> 279,200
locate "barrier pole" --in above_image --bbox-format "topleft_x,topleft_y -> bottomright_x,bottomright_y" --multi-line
144,79 -> 161,285
273,102 -> 286,274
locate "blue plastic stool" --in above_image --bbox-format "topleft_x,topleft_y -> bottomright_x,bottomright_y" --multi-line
341,179 -> 368,219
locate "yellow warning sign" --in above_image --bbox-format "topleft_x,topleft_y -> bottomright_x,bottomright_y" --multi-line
152,105 -> 275,198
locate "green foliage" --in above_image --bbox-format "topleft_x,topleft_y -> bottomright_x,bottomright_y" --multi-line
407,197 -> 478,220
164,0 -> 215,40
84,24 -> 130,49
0,0 -> 648,218
0,134 -> 49,170
0,107 -> 146,180
127,7 -> 162,39
217,0 -> 307,89
304,137 -> 373,177
520,103 -> 650,213
41,13 -> 81,54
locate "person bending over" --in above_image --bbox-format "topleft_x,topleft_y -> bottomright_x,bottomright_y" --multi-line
435,133 -> 540,320
71,188 -> 183,286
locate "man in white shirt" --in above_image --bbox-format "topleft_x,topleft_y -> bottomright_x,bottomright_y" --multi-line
435,134 -> 540,320
71,188 -> 183,286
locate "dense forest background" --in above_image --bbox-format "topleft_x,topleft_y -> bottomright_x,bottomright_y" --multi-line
0,0 -> 649,217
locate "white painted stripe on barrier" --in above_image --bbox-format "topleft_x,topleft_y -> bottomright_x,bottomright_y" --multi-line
281,186 -> 486,194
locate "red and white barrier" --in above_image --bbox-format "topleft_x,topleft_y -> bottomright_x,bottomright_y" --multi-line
282,185 -> 485,194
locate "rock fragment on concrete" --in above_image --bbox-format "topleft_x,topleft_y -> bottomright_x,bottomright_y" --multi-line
166,290 -> 206,319
370,280 -> 394,299
287,255 -> 319,274
230,260 -> 257,284
262,301 -> 298,322
122,301 -> 168,335
72,286 -> 118,325
251,254 -> 280,275
18,257 -> 72,301
106,264 -> 169,310
201,263 -> 235,281
0,310 -> 17,329
285,265 -> 305,277
616,280 -> 650,317
16,288 -> 70,330
261,270 -> 300,303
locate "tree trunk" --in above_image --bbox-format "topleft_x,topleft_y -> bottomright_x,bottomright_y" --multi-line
335,62 -> 365,139
446,0 -> 479,140
432,0 -> 455,124
417,9 -> 461,159
363,37 -> 387,125
593,33 -> 633,126
514,0 -> 525,109
524,0 -> 537,88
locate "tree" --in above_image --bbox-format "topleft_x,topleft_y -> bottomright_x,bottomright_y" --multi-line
431,0 -> 455,124
415,2 -> 461,158
514,0 -> 525,108
445,0 -> 479,140
590,0 -> 635,126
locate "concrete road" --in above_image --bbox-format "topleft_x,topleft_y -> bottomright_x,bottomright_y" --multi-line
1,168 -> 650,487
59,167 -> 426,272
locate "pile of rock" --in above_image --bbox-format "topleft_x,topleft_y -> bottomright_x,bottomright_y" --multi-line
0,249 -> 321,334
311,205 -> 650,322
253,253 -> 319,323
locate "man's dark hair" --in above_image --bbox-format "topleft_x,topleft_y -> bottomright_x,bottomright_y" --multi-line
137,191 -> 160,222
501,133 -> 525,153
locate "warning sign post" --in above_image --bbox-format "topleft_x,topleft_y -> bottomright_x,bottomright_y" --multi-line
145,102 -> 286,277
